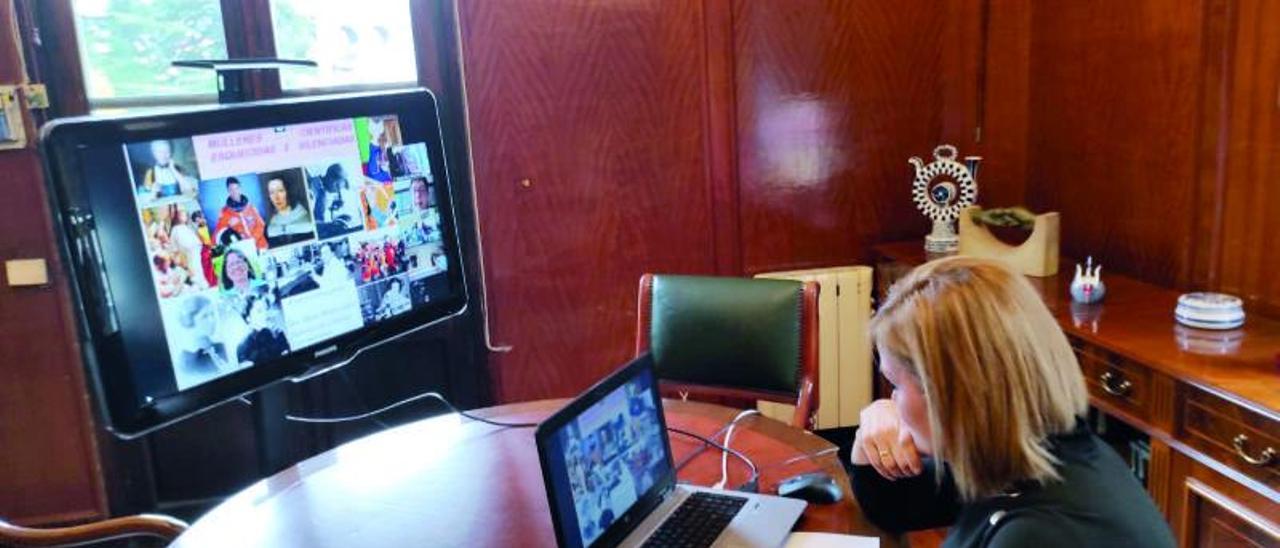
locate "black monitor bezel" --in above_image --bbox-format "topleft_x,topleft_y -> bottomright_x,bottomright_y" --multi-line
534,353 -> 677,548
40,89 -> 468,438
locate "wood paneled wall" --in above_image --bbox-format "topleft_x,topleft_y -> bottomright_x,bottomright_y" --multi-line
459,0 -> 1280,403
972,0 -> 1280,313
458,1 -> 720,402
458,0 -> 952,403
1208,0 -> 1280,317
938,0 -> 1030,209
1025,0 -> 1206,288
0,155 -> 106,525
0,1 -> 107,523
733,0 -> 946,274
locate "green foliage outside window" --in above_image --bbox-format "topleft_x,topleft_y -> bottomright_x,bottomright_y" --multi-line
71,0 -> 412,100
73,0 -> 228,99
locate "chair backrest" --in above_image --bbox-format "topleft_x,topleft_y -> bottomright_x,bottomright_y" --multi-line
0,513 -> 188,547
636,274 -> 820,429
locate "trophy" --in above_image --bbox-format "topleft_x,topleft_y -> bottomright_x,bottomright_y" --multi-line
909,145 -> 980,253
1070,256 -> 1107,304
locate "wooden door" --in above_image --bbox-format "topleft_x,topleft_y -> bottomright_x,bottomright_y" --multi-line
457,1 -> 718,402
0,1 -> 106,525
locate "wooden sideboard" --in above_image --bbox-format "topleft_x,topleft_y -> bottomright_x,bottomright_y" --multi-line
873,241 -> 1279,547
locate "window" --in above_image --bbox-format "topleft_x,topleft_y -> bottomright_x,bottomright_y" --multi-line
68,0 -> 418,111
269,0 -> 418,91
72,0 -> 227,106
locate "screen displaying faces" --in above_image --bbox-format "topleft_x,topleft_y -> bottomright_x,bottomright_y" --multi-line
127,115 -> 449,390
553,371 -> 669,547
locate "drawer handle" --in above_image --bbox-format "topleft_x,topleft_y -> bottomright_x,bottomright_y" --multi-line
1099,371 -> 1132,397
1231,434 -> 1276,466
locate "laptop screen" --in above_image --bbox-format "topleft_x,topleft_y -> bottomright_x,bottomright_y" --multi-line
539,360 -> 673,548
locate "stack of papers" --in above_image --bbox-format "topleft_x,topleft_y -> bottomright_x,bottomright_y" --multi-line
784,532 -> 879,548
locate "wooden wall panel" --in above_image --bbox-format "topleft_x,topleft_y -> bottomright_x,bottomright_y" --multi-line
1212,0 -> 1280,316
733,0 -> 947,274
704,0 -> 741,275
0,154 -> 106,525
0,1 -> 105,523
458,1 -> 718,402
939,0 -> 1031,210
1025,0 -> 1207,287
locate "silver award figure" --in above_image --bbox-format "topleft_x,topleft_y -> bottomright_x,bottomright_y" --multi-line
909,144 -> 980,253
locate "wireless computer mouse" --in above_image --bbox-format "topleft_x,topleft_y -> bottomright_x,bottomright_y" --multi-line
776,472 -> 842,505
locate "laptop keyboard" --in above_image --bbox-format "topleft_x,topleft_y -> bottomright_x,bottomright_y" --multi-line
641,492 -> 748,548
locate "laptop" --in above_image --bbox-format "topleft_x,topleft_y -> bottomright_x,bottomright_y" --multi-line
535,354 -> 806,548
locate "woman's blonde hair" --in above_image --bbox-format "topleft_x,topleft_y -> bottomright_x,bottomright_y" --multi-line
870,256 -> 1087,500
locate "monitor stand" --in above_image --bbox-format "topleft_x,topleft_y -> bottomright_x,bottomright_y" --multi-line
172,57 -> 317,474
251,387 -> 291,475
171,58 -> 316,104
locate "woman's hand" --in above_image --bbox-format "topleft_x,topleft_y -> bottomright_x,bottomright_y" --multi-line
852,399 -> 923,480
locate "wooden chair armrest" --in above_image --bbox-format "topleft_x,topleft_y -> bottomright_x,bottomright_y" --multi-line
792,376 -> 817,429
0,514 -> 189,547
790,281 -> 821,429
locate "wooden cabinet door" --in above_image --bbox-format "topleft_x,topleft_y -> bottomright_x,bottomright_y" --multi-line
0,1 -> 106,525
457,1 -> 718,402
1170,452 -> 1280,548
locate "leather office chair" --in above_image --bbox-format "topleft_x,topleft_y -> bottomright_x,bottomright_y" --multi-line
0,513 -> 188,546
635,274 -> 819,429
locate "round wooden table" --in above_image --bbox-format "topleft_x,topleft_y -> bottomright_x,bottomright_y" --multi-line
172,399 -> 897,547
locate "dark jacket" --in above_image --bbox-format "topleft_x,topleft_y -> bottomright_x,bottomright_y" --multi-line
850,422 -> 1175,547
237,328 -> 289,365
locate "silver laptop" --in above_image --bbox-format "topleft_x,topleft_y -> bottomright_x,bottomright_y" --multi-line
535,354 -> 806,548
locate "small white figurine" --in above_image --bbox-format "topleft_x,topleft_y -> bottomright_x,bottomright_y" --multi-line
1070,256 -> 1106,304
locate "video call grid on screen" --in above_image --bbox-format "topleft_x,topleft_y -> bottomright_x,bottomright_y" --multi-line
125,115 -> 450,392
552,371 -> 669,547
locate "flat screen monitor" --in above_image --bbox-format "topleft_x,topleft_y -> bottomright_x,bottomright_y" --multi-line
41,89 -> 468,438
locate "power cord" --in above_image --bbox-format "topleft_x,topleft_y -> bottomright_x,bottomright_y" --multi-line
281,391 -> 538,428
337,368 -> 392,430
673,410 -> 757,473
714,409 -> 759,489
248,387 -> 763,492
235,385 -> 533,427
756,446 -> 839,472
671,412 -> 841,490
667,426 -> 759,493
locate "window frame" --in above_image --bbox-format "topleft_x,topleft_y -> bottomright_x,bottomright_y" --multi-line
47,0 -> 424,114
279,81 -> 420,99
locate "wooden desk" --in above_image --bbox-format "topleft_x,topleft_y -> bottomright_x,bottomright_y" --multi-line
874,241 -> 1280,547
172,399 -> 897,547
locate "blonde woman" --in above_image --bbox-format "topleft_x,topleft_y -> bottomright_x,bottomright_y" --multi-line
851,257 -> 1173,547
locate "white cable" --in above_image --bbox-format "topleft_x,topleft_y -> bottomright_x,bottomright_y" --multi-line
280,391 -> 536,428
283,391 -> 439,423
450,0 -> 510,353
757,447 -> 840,472
713,409 -> 760,490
